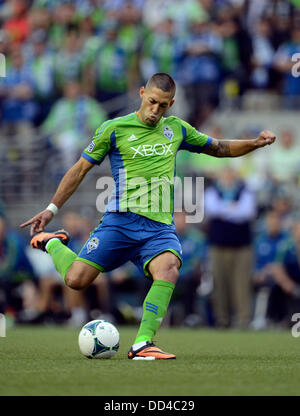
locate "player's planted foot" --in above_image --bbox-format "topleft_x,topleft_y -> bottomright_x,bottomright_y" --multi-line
128,341 -> 176,360
30,229 -> 70,252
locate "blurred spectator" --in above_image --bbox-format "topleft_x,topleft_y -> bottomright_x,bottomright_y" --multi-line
87,20 -> 135,117
115,2 -> 143,92
2,0 -> 30,44
273,24 -> 300,109
41,80 -> 107,170
171,210 -> 207,326
254,210 -> 287,285
270,219 -> 300,325
142,0 -> 173,29
0,28 -> 9,57
250,18 -> 275,89
0,216 -> 36,321
246,129 -> 300,190
270,189 -> 295,231
165,0 -> 210,36
73,0 -> 106,26
264,0 -> 294,48
141,19 -> 184,81
178,17 -> 222,127
0,48 -> 37,131
27,6 -> 51,35
102,0 -> 145,16
251,210 -> 289,329
205,167 -> 256,328
78,15 -> 97,48
27,29 -> 55,125
32,0 -> 70,11
217,13 -> 253,102
0,200 -> 4,218
48,2 -> 77,50
53,24 -> 83,93
268,129 -> 300,183
117,0 -> 143,31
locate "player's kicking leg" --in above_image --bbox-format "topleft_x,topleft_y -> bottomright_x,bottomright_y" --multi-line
31,228 -> 181,360
30,230 -> 100,289
128,251 -> 180,360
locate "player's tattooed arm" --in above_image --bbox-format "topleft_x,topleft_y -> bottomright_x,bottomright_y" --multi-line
202,130 -> 276,158
202,138 -> 232,157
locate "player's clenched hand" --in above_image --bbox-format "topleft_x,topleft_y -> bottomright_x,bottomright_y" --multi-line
255,130 -> 276,148
20,210 -> 54,236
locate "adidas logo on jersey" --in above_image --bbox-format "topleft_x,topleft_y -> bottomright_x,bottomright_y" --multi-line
128,134 -> 139,142
130,143 -> 173,158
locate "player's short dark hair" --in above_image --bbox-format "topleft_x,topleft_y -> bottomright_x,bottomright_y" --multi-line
146,73 -> 176,97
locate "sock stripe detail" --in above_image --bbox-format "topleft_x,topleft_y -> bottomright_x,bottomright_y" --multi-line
145,306 -> 157,310
145,305 -> 158,311
145,307 -> 158,315
145,302 -> 158,310
134,280 -> 175,346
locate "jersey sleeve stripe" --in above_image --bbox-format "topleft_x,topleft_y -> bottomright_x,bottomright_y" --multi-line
179,124 -> 213,152
178,136 -> 213,153
178,125 -> 187,149
202,136 -> 213,148
81,152 -> 103,165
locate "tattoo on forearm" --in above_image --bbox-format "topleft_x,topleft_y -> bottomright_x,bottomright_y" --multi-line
203,139 -> 232,157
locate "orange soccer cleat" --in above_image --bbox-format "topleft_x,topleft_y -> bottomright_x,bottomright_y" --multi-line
128,341 -> 176,360
30,229 -> 70,252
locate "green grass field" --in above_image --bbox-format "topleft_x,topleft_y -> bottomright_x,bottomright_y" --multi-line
0,325 -> 300,396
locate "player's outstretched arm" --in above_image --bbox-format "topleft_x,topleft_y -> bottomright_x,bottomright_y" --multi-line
20,157 -> 94,236
202,130 -> 276,158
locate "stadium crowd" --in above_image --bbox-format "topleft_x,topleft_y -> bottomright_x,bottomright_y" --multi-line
0,0 -> 299,130
0,0 -> 300,330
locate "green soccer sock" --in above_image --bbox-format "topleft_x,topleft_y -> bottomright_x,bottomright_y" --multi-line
134,280 -> 175,345
46,239 -> 77,282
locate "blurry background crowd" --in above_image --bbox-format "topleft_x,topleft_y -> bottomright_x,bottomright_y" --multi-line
0,0 -> 300,330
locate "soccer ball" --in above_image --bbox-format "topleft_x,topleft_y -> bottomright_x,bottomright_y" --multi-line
78,320 -> 120,359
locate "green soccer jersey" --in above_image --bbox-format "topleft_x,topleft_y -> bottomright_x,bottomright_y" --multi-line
81,112 -> 212,224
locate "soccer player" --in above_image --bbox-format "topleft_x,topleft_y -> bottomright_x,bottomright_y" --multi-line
20,73 -> 276,360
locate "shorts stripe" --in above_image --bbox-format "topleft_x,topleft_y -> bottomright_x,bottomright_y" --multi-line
143,248 -> 182,278
75,256 -> 105,272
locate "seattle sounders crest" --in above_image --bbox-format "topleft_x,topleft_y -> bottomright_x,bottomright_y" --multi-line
163,125 -> 174,141
86,237 -> 99,254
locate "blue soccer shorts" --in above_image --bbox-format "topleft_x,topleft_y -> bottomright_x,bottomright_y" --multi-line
76,211 -> 183,278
